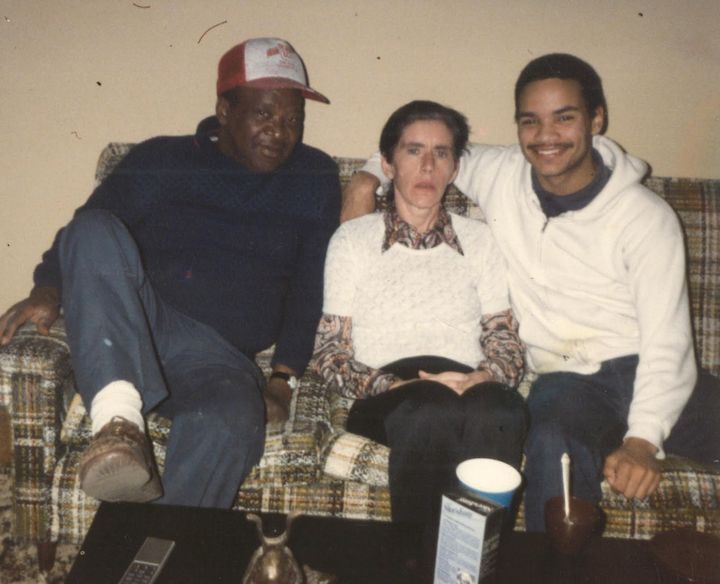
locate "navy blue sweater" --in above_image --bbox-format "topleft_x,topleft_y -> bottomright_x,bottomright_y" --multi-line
34,117 -> 341,374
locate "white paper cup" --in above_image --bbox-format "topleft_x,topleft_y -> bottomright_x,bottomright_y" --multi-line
456,458 -> 522,507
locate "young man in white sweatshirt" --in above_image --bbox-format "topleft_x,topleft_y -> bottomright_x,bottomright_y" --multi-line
342,53 -> 720,531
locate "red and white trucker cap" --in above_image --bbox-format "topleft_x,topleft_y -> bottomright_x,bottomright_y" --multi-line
217,37 -> 329,104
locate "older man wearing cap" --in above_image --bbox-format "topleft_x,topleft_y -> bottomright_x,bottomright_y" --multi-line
0,37 -> 340,508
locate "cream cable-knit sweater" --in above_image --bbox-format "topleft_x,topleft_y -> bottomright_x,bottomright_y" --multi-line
322,212 -> 511,369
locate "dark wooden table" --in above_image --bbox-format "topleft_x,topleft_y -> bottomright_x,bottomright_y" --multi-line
66,502 -> 690,583
66,502 -> 411,583
496,531 -> 691,584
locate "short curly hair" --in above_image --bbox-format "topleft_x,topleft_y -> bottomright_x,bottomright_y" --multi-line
514,53 -> 608,133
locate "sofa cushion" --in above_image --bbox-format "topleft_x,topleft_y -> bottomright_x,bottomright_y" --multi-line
599,455 -> 720,538
58,350 -> 330,487
233,476 -> 391,521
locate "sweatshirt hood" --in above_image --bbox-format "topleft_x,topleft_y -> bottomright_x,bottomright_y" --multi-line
576,135 -> 650,218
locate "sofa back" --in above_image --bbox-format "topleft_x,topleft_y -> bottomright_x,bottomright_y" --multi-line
98,144 -> 720,376
644,177 -> 720,377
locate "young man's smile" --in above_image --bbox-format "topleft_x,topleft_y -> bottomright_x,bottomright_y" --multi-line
516,78 -> 604,196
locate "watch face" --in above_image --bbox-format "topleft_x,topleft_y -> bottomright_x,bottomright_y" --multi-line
271,372 -> 298,390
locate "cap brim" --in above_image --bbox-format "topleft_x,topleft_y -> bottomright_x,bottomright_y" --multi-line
226,77 -> 330,104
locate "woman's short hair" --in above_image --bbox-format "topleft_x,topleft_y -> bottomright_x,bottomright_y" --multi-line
379,100 -> 470,163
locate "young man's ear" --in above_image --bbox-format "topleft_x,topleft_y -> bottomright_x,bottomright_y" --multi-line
216,97 -> 230,126
591,106 -> 606,135
380,156 -> 395,181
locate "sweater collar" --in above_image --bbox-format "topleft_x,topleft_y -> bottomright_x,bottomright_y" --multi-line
382,206 -> 464,255
532,149 -> 612,218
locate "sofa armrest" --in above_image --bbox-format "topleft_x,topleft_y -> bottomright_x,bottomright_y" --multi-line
320,385 -> 391,487
321,431 -> 390,487
0,319 -> 74,541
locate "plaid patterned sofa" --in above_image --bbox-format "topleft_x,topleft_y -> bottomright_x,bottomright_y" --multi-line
1,144 -> 719,568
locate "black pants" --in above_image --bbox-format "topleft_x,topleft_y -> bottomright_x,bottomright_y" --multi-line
347,356 -> 528,525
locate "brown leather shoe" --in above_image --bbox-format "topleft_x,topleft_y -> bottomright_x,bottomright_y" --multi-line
79,416 -> 162,503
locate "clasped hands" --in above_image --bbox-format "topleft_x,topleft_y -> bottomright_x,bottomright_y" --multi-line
390,369 -> 493,395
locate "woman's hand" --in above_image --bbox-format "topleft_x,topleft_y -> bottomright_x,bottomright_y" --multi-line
388,378 -> 416,390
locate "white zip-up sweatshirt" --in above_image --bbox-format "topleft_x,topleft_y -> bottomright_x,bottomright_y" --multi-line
362,135 -> 697,451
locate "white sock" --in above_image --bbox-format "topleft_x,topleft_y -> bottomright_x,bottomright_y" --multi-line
90,381 -> 145,435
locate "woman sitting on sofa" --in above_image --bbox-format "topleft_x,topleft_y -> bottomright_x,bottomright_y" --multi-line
313,100 -> 528,545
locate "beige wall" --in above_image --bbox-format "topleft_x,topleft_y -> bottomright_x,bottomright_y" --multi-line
1,0 -> 719,310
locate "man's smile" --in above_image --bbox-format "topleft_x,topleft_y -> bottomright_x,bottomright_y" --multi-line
528,143 -> 573,158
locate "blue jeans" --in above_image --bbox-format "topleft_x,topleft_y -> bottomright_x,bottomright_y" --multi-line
524,355 -> 720,531
59,210 -> 266,508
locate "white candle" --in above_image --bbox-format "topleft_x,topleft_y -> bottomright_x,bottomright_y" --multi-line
561,452 -> 571,517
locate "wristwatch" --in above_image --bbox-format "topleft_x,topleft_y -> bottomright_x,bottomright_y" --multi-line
270,371 -> 299,390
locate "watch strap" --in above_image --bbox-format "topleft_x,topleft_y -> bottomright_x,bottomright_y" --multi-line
270,371 -> 298,389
